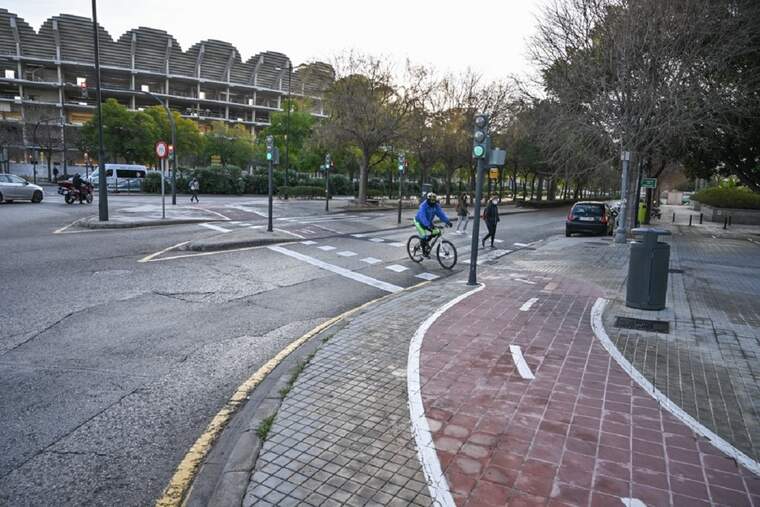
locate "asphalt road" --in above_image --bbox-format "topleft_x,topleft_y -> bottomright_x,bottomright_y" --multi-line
0,191 -> 567,505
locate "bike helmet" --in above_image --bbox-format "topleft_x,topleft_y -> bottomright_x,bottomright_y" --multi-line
426,192 -> 438,204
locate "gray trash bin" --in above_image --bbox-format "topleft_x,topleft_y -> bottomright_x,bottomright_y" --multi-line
626,227 -> 672,310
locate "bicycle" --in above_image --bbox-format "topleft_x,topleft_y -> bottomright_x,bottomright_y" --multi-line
407,224 -> 458,270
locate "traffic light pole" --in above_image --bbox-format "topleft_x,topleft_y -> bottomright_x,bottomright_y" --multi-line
92,0 -> 108,221
397,171 -> 403,224
325,168 -> 330,212
267,159 -> 273,232
468,156 -> 486,286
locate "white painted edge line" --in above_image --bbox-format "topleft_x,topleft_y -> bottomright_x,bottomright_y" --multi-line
268,246 -> 403,294
138,241 -> 190,263
388,242 -> 405,247
184,206 -> 230,221
494,239 -> 504,243
300,240 -> 317,245
199,223 -> 231,233
514,278 -> 536,285
590,298 -> 760,477
514,242 -> 530,247
509,345 -> 535,380
336,251 -> 357,257
351,234 -> 368,238
407,283 -> 485,507
370,238 -> 385,242
519,297 -> 539,312
273,228 -> 306,239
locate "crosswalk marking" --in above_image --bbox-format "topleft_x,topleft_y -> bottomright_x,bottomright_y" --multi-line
509,345 -> 535,380
385,264 -> 409,273
301,240 -> 317,245
388,242 -> 404,247
199,223 -> 231,233
361,257 -> 382,265
369,238 -> 385,243
317,245 -> 336,251
268,246 -> 403,294
514,242 -> 529,247
415,272 -> 439,281
337,251 -> 357,257
351,234 -> 368,238
520,297 -> 539,311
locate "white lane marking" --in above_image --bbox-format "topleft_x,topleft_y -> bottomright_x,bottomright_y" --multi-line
386,264 -> 409,273
415,273 -> 439,281
494,239 -> 504,243
361,257 -> 382,265
351,233 -> 368,238
519,298 -> 539,312
236,222 -> 251,227
591,298 -> 760,476
514,242 -> 530,247
509,345 -> 535,380
301,240 -> 317,245
407,284 -> 485,507
53,219 -> 80,234
514,278 -> 536,285
268,246 -> 403,293
229,221 -> 241,225
225,203 -> 267,216
337,251 -> 357,257
138,241 -> 191,263
388,242 -> 405,247
186,207 -> 230,220
317,245 -> 336,251
370,238 -> 385,243
249,225 -> 265,230
621,499 -> 647,507
273,228 -> 305,239
199,223 -> 231,233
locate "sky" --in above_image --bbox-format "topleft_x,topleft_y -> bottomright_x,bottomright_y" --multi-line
7,0 -> 547,81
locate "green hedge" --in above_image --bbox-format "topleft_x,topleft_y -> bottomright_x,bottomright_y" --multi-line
278,186 -> 325,199
692,186 -> 760,210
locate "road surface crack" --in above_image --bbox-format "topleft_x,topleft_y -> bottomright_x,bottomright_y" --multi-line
1,306 -> 92,356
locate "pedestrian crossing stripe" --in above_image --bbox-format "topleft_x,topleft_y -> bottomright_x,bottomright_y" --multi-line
385,264 -> 408,273
337,251 -> 357,257
415,273 -> 439,281
361,257 -> 382,264
301,240 -> 317,245
317,245 -> 336,251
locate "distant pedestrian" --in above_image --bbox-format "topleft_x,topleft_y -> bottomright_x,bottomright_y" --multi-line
481,195 -> 500,248
189,177 -> 199,203
455,193 -> 470,233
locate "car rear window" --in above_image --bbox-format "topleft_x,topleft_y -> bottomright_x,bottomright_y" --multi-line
573,204 -> 603,216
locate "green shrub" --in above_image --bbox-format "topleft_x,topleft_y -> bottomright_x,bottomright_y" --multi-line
692,186 -> 760,210
675,180 -> 696,192
278,186 -> 325,199
142,172 -> 163,193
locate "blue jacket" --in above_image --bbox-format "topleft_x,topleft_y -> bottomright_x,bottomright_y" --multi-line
415,200 -> 450,228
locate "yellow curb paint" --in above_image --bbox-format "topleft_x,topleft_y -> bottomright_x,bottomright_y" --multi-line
155,279 -> 431,507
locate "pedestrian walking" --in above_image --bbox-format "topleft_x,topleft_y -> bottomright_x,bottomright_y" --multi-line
481,195 -> 500,248
455,193 -> 470,233
189,176 -> 200,203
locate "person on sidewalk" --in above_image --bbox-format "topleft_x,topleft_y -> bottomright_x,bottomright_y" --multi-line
189,177 -> 200,203
455,193 -> 470,233
482,195 -> 500,248
414,192 -> 452,256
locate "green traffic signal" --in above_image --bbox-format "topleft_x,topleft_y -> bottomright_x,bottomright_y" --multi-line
266,153 -> 272,161
473,145 -> 486,158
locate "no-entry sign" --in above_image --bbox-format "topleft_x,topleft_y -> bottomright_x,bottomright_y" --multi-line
155,141 -> 169,159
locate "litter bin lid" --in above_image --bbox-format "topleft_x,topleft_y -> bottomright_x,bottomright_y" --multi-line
632,227 -> 672,236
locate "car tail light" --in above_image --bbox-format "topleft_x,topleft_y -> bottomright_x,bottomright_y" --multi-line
601,212 -> 608,224
567,211 -> 575,221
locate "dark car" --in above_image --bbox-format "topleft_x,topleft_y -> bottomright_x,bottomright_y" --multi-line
566,201 -> 615,237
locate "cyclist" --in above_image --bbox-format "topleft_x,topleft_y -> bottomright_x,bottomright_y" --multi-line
415,192 -> 452,256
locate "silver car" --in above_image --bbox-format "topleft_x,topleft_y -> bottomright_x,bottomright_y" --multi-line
0,174 -> 44,203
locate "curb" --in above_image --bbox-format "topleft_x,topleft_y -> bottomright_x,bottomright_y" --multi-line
186,237 -> 292,252
79,217 -> 225,229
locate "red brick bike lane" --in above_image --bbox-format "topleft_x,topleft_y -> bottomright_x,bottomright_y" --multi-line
418,273 -> 760,507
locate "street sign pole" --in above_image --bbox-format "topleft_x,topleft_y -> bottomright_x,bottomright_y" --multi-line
324,153 -> 332,212
267,158 -> 273,232
161,158 -> 166,219
397,154 -> 405,225
614,150 -> 631,244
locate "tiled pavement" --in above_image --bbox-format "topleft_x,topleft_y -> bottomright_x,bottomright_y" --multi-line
421,274 -> 760,506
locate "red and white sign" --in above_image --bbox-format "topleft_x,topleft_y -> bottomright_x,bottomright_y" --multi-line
155,140 -> 169,159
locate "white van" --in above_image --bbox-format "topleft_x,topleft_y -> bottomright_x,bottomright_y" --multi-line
88,164 -> 148,192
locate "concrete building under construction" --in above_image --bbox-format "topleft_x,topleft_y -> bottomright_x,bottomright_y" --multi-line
0,8 -> 333,169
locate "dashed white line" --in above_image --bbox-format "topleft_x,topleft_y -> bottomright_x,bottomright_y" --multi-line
337,251 -> 357,257
494,239 -> 504,243
199,223 -> 231,233
514,242 -> 530,247
370,238 -> 385,243
509,345 -> 535,380
519,298 -> 539,312
317,245 -> 336,251
268,246 -> 403,293
385,264 -> 409,273
415,273 -> 439,281
388,242 -> 405,247
351,233 -> 368,238
361,257 -> 382,265
301,240 -> 317,245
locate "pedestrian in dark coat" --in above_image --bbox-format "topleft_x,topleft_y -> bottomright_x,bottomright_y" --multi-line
481,195 -> 500,248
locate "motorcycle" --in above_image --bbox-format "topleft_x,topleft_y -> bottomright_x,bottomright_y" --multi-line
58,180 -> 94,204
651,205 -> 662,220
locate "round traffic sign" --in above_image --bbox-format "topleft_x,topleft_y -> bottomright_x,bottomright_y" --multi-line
155,141 -> 168,159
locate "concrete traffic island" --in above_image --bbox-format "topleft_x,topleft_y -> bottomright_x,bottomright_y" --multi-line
76,204 -> 229,229
185,228 -> 300,252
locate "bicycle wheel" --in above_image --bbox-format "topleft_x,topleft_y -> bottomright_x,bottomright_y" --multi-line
407,235 -> 425,263
437,240 -> 457,270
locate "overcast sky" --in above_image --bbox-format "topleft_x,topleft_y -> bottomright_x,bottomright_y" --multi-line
8,0 -> 546,81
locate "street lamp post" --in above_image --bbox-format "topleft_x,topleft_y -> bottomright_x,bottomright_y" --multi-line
614,150 -> 631,244
91,0 -> 108,221
284,64 -> 292,187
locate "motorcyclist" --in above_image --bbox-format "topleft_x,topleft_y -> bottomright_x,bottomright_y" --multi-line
414,192 -> 452,256
72,173 -> 83,203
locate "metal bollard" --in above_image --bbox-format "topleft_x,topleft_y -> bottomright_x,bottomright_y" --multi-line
724,216 -> 728,230
689,215 -> 692,226
699,213 -> 703,224
672,212 -> 676,223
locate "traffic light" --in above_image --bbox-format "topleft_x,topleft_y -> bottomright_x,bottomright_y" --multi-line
473,114 -> 489,159
325,153 -> 331,171
266,135 -> 274,161
397,153 -> 405,173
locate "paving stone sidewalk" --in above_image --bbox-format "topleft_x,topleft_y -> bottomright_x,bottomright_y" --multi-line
242,282 -> 471,506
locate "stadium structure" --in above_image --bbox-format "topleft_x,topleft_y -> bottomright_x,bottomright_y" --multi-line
0,8 -> 334,166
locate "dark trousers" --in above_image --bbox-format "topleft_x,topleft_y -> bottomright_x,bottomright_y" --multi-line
190,190 -> 199,203
482,222 -> 497,246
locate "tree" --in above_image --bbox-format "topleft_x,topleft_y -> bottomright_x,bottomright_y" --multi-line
260,99 -> 316,172
80,99 -> 159,164
143,107 -> 203,168
202,122 -> 254,168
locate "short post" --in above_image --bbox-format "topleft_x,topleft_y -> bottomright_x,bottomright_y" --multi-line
723,216 -> 728,230
699,213 -> 703,224
672,212 -> 675,223
729,215 -> 732,226
689,215 -> 692,226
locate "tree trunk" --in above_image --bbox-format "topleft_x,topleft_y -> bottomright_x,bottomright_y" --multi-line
358,151 -> 369,203
536,175 -> 544,201
548,179 -> 556,201
529,175 -> 536,200
445,171 -> 452,205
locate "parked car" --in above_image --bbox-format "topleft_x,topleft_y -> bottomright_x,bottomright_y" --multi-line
0,174 -> 44,203
566,201 -> 615,237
